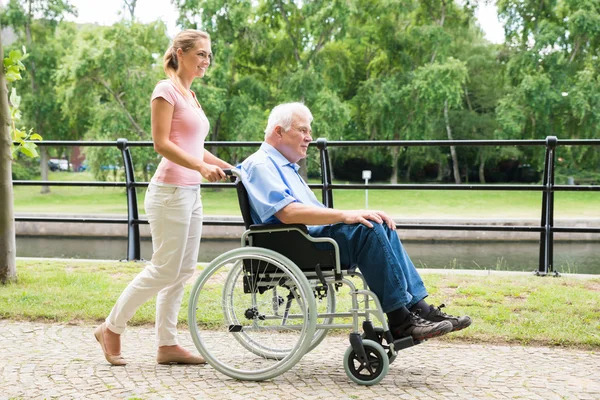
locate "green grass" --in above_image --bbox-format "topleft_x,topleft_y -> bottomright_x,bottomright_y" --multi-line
2,259 -> 599,349
13,172 -> 600,219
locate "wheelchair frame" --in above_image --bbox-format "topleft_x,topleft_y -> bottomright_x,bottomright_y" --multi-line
188,169 -> 417,385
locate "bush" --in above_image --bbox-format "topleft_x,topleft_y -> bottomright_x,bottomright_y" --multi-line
11,161 -> 40,180
555,168 -> 600,185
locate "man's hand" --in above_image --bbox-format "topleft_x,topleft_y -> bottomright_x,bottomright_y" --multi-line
341,210 -> 396,229
198,162 -> 227,182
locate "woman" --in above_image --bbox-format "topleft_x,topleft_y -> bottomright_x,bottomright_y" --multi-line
94,29 -> 232,366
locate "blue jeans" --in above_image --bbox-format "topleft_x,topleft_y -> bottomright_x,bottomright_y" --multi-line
308,223 -> 428,313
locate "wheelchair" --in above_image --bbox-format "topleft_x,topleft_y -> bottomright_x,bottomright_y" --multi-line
187,169 -> 419,385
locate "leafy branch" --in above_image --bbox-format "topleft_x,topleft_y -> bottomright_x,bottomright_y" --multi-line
4,46 -> 41,158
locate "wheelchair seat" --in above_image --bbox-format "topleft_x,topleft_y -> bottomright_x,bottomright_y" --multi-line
233,173 -> 338,274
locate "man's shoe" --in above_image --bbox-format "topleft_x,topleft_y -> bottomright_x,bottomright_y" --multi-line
391,312 -> 453,341
419,304 -> 472,332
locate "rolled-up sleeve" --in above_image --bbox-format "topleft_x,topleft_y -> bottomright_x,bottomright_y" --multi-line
243,161 -> 297,223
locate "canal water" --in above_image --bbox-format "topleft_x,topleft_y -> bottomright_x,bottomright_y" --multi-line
16,236 -> 599,275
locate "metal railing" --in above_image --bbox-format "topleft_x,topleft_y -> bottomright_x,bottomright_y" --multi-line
13,137 -> 600,275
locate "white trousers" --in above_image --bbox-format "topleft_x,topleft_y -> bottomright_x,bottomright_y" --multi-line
106,183 -> 203,347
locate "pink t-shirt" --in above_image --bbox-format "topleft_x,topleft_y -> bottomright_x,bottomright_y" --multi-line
150,80 -> 210,186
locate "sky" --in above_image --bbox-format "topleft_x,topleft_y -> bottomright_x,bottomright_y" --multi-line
65,0 -> 505,44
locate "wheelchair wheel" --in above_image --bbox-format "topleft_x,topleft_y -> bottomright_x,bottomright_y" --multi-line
343,339 -> 389,386
223,269 -> 335,358
188,247 -> 316,381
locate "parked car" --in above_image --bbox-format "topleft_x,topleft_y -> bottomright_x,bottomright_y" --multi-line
48,159 -> 71,171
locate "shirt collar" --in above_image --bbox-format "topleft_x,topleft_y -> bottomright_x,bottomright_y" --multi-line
260,142 -> 300,171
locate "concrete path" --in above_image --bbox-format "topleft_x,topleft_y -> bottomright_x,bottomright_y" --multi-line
1,321 -> 599,399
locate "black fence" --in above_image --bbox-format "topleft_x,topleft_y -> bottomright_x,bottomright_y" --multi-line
13,137 -> 600,276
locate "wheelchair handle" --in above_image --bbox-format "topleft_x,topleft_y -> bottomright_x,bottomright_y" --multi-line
223,168 -> 242,181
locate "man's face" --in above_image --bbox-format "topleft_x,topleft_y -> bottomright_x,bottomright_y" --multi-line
277,113 -> 313,163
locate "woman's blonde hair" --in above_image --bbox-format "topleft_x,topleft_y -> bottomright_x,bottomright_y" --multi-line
163,29 -> 211,97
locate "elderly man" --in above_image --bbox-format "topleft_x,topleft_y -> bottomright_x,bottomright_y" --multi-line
239,102 -> 471,341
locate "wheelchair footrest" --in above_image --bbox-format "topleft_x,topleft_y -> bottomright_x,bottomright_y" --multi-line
228,325 -> 243,332
392,336 -> 416,351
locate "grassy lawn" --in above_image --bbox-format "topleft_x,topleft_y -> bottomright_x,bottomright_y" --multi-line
13,171 -> 600,219
2,259 -> 599,349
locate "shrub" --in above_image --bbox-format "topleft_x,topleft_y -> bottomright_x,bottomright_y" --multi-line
11,160 -> 40,180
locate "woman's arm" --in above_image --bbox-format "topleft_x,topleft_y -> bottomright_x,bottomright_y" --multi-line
151,97 -> 225,182
203,149 -> 233,169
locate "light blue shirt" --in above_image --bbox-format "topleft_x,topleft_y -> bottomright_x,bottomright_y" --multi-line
239,142 -> 325,224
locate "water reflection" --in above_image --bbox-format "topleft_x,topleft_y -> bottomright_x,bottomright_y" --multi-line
16,236 -> 599,275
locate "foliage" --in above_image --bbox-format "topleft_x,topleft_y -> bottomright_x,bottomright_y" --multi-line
3,47 -> 41,158
11,156 -> 40,180
55,21 -> 169,180
2,0 -> 599,183
496,0 -> 600,170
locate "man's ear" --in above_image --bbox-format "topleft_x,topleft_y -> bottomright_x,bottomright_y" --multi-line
275,126 -> 283,138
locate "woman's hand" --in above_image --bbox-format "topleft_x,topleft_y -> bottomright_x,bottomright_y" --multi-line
198,162 -> 227,182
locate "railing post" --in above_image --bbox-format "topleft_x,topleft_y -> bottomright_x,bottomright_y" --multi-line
537,136 -> 558,276
116,138 -> 141,261
316,138 -> 334,208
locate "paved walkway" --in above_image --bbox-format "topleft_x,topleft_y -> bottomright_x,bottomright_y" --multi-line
1,321 -> 599,399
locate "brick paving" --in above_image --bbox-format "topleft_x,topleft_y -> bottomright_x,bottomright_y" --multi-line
1,321 -> 599,399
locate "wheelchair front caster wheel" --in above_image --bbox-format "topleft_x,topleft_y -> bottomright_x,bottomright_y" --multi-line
343,339 -> 389,385
362,327 -> 397,364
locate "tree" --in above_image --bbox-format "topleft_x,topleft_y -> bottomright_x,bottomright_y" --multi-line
55,21 -> 169,181
0,39 -> 40,284
123,0 -> 137,20
0,32 -> 17,284
496,0 -> 600,174
1,0 -> 76,192
174,0 -> 350,178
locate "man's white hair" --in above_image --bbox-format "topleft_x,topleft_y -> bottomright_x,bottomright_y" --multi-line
264,102 -> 313,139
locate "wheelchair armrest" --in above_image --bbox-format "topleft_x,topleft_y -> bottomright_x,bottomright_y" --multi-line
248,223 -> 309,234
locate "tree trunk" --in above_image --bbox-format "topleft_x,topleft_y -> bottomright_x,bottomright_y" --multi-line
478,150 -> 486,183
405,160 -> 412,181
211,113 -> 221,157
40,147 -> 50,193
444,99 -> 461,184
124,0 -> 137,20
0,32 -> 17,284
390,144 -> 399,184
210,113 -> 222,192
437,157 -> 444,181
27,1 -> 49,193
298,158 -> 308,182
